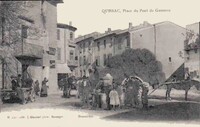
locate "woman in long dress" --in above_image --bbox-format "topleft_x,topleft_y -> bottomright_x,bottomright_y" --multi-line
40,77 -> 48,97
34,80 -> 40,96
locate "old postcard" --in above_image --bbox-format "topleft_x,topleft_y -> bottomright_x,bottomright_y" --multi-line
0,0 -> 200,127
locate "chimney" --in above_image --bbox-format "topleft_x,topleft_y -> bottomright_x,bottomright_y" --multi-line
143,21 -> 149,26
107,28 -> 111,33
129,22 -> 132,29
69,21 -> 72,26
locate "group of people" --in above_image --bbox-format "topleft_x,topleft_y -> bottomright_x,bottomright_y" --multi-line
10,75 -> 49,104
58,76 -> 76,98
77,71 -> 150,110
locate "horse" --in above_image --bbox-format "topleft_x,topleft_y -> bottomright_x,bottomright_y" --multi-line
165,79 -> 200,101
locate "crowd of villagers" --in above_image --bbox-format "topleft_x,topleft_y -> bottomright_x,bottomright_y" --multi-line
10,74 -> 49,104
76,68 -> 150,110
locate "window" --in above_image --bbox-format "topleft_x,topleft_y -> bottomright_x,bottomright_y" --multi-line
83,56 -> 86,65
110,37 -> 113,47
95,56 -> 100,66
83,43 -> 85,53
79,44 -> 82,53
69,50 -> 74,60
169,57 -> 171,62
70,32 -> 73,40
21,25 -> 28,38
88,41 -> 91,50
97,42 -> 100,51
57,29 -> 60,40
80,70 -> 82,77
57,48 -> 61,60
103,54 -> 107,66
118,38 -> 122,49
83,70 -> 86,76
126,37 -> 130,47
79,56 -> 82,66
50,60 -> 55,68
88,55 -> 92,64
108,53 -> 112,63
75,56 -> 78,60
104,40 -> 106,48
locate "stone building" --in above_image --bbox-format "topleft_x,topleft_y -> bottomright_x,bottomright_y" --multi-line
0,0 -> 63,94
56,22 -> 77,82
75,32 -> 100,77
76,21 -> 187,81
184,22 -> 200,81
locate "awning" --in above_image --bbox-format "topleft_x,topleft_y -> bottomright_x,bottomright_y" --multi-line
57,63 -> 72,74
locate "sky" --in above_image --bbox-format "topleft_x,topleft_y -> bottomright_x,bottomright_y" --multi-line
57,0 -> 200,37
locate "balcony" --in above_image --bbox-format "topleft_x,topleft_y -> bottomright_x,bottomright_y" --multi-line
67,60 -> 78,68
14,42 -> 43,65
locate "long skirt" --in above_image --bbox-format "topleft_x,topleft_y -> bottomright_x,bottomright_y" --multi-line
40,85 -> 48,97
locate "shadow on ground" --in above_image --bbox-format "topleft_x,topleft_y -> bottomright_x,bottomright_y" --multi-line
103,102 -> 200,122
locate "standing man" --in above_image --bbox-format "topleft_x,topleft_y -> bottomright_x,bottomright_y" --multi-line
34,80 -> 40,96
17,74 -> 22,87
63,77 -> 70,98
134,76 -> 150,109
82,75 -> 92,108
11,75 -> 20,91
185,70 -> 191,80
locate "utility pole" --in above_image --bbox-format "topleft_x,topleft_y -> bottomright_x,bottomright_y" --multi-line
2,58 -> 5,89
1,18 -> 5,46
199,22 -> 200,80
1,2 -> 5,89
153,24 -> 157,58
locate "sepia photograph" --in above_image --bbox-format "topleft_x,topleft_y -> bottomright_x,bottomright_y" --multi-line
0,0 -> 200,127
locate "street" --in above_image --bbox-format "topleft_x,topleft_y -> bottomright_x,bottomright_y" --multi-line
0,88 -> 200,123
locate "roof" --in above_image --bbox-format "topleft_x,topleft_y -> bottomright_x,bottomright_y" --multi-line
94,29 -> 122,40
127,21 -> 186,33
47,0 -> 64,4
75,32 -> 100,43
15,55 -> 42,60
75,21 -> 187,44
57,23 -> 77,31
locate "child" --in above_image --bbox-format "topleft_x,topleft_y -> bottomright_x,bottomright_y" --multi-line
109,86 -> 120,110
116,83 -> 125,108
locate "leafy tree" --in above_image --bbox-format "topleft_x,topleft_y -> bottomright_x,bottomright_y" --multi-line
98,48 -> 166,86
0,1 -> 40,47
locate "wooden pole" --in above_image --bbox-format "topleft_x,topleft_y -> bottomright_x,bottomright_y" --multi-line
2,58 -> 5,89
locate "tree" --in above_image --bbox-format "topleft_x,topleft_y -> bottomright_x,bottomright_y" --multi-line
0,1 -> 40,47
0,1 -> 42,89
98,48 -> 166,86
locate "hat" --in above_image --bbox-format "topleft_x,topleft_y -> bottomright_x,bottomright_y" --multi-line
82,75 -> 87,79
11,75 -> 17,79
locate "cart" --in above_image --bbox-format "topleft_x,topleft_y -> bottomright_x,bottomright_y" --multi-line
1,87 -> 32,104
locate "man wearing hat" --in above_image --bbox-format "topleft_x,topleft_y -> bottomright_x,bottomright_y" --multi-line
82,75 -> 92,108
11,75 -> 20,91
133,76 -> 150,109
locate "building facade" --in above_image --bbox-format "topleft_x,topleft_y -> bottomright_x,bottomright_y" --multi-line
0,0 -> 63,94
56,23 -> 77,82
76,21 -> 187,81
184,22 -> 200,81
75,32 -> 100,77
